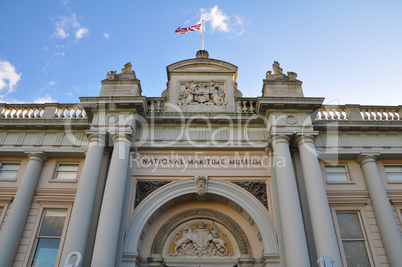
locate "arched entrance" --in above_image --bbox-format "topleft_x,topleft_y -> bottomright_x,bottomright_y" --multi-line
122,180 -> 279,266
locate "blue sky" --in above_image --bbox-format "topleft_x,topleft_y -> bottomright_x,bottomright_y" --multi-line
0,0 -> 401,105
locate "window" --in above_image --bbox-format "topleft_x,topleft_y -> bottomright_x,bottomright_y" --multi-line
53,163 -> 79,180
384,165 -> 402,182
31,209 -> 67,267
336,212 -> 371,266
325,164 -> 350,182
0,162 -> 20,179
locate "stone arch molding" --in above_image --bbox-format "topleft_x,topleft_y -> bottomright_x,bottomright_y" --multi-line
124,179 -> 278,254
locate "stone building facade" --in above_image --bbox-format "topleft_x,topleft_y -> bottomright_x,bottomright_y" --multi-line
0,51 -> 401,267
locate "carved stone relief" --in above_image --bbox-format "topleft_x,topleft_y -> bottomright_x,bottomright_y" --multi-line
177,81 -> 227,106
135,181 -> 170,208
152,209 -> 250,257
232,181 -> 268,208
170,220 -> 232,257
195,175 -> 208,196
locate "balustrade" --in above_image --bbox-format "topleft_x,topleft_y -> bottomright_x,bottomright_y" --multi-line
0,104 -> 86,119
148,99 -> 165,113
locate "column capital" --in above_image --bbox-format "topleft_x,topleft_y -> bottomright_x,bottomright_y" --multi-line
25,151 -> 48,163
270,135 -> 290,146
295,134 -> 316,147
356,154 -> 379,166
86,132 -> 107,147
111,132 -> 133,146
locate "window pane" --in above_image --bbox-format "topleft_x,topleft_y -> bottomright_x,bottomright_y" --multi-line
0,170 -> 18,178
384,166 -> 402,172
0,207 -> 3,216
327,173 -> 348,181
343,241 -> 371,266
384,166 -> 402,181
39,210 -> 67,237
1,163 -> 20,170
54,164 -> 79,180
386,173 -> 402,181
55,172 -> 77,180
325,166 -> 347,173
0,163 -> 20,178
31,238 -> 60,267
336,213 -> 364,239
57,164 -> 79,172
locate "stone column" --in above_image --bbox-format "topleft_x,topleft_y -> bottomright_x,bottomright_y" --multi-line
91,133 -> 133,267
270,135 -> 310,267
61,133 -> 106,265
0,152 -> 47,267
357,154 -> 402,266
296,135 -> 342,267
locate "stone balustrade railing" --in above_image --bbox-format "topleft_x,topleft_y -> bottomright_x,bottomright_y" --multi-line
0,105 -> 45,119
237,99 -> 256,113
1,102 -> 400,121
0,103 -> 87,119
147,98 -> 165,113
315,104 -> 401,121
55,105 -> 86,119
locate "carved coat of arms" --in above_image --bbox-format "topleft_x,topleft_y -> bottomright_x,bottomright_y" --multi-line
177,81 -> 227,106
170,221 -> 230,257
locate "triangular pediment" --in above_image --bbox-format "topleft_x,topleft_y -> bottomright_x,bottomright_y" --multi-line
167,58 -> 238,81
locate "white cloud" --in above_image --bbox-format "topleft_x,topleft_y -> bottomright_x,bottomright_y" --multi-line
54,52 -> 66,56
48,81 -> 57,86
34,95 -> 57,103
76,27 -> 89,39
53,13 -> 89,40
67,92 -> 73,96
235,15 -> 243,26
0,61 -> 22,94
103,33 -> 110,39
43,46 -> 49,51
200,6 -> 230,32
237,29 -> 245,36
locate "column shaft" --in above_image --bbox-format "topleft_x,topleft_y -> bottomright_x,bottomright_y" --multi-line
0,152 -> 47,267
297,136 -> 342,267
61,134 -> 106,265
358,155 -> 402,266
271,135 -> 310,267
91,134 -> 132,267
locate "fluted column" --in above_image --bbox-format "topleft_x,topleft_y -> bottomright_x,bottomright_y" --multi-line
270,135 -> 310,267
0,152 -> 47,267
61,133 -> 106,265
91,133 -> 133,267
296,135 -> 342,267
357,154 -> 402,266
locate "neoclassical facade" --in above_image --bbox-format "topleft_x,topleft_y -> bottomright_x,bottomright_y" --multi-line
0,51 -> 401,267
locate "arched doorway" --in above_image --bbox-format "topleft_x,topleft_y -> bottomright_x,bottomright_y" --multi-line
122,180 -> 279,266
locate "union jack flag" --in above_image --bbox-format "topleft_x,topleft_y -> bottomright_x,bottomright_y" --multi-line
175,23 -> 201,34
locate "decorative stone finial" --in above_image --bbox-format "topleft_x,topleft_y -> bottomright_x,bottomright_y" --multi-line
262,61 -> 303,97
106,62 -> 136,80
100,61 -> 142,96
272,61 -> 283,74
121,62 -> 132,74
196,50 -> 209,58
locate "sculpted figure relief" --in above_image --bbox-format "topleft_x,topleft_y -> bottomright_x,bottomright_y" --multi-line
170,221 -> 230,257
177,81 -> 226,106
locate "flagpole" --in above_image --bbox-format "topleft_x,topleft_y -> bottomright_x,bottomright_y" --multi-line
201,19 -> 205,50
